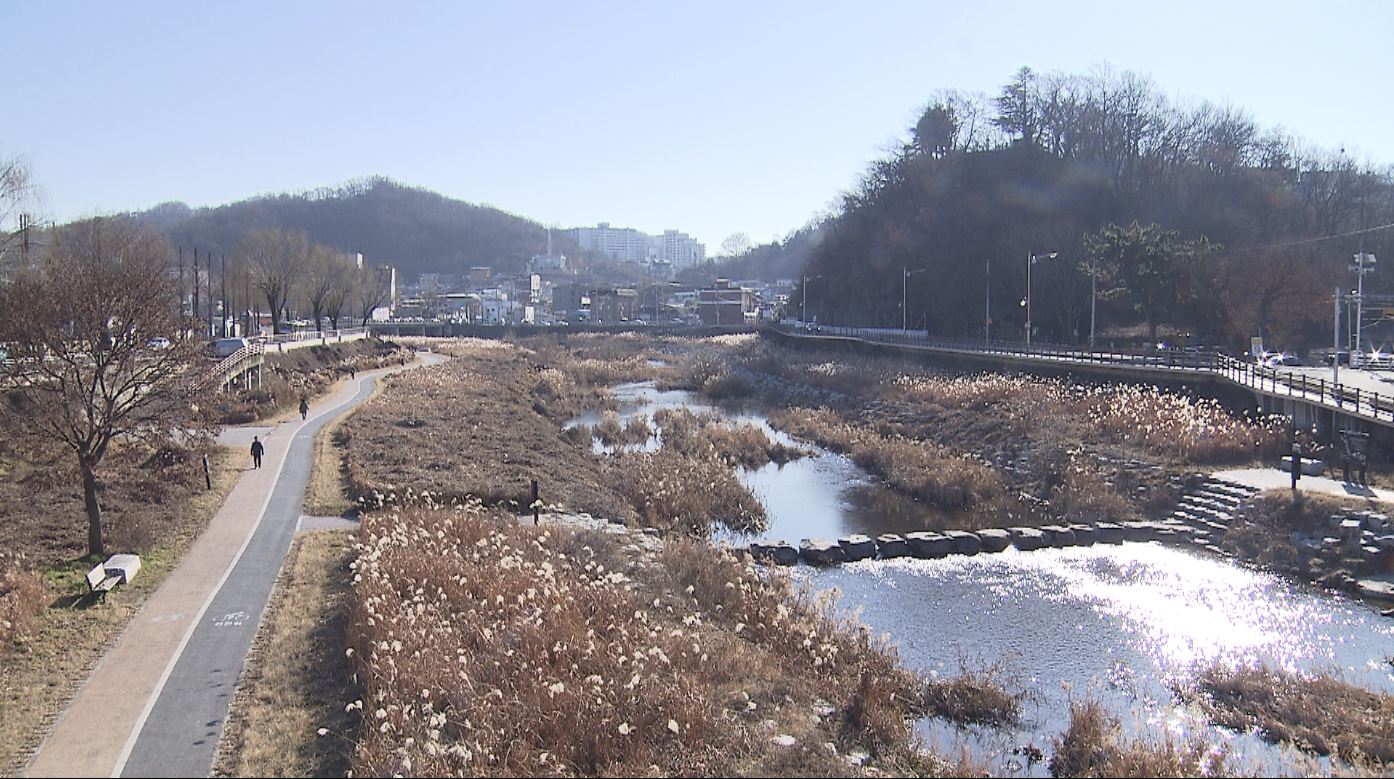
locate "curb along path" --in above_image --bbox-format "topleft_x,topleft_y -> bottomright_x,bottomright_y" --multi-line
26,357 -> 434,778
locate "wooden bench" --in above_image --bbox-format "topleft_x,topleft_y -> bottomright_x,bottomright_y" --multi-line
85,563 -> 121,600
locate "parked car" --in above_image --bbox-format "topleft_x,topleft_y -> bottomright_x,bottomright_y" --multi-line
208,337 -> 249,359
1323,350 -> 1351,366
1260,353 -> 1303,368
146,336 -> 172,349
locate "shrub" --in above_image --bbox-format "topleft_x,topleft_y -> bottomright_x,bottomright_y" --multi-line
0,553 -> 47,644
1050,700 -> 1225,778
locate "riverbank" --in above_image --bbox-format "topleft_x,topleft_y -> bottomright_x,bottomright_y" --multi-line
264,334 -> 1391,776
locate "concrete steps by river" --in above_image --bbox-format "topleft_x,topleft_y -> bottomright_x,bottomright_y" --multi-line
749,476 -> 1260,566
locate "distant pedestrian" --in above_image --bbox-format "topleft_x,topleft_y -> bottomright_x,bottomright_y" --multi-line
299,397 -> 309,420
350,366 -> 357,380
250,436 -> 264,469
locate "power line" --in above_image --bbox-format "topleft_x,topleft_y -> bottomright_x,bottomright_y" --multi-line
1218,221 -> 1394,256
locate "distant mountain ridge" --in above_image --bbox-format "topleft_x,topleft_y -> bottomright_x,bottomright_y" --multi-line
131,177 -> 573,277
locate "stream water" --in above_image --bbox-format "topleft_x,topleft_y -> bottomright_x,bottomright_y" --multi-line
574,381 -> 1394,775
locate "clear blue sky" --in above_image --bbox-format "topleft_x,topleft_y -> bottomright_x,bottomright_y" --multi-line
5,0 -> 1392,251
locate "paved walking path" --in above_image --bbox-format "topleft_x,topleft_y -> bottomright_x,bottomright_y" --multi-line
1214,467 -> 1394,504
26,355 -> 438,778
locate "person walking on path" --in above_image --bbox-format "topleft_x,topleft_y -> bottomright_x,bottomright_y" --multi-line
250,436 -> 264,469
349,366 -> 356,380
299,397 -> 309,420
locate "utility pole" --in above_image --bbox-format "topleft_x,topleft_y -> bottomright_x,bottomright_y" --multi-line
1334,287 -> 1342,388
192,248 -> 200,332
220,254 -> 228,337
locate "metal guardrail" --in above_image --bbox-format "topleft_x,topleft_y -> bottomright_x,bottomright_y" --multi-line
263,327 -> 368,349
772,323 -> 1394,426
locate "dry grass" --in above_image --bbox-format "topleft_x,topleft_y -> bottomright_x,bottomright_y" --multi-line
344,505 -> 947,777
339,339 -> 781,536
302,368 -> 398,517
1049,700 -> 1227,778
0,446 -> 241,775
770,407 -> 1005,511
215,530 -> 360,778
919,662 -> 1025,728
1182,663 -> 1394,766
0,554 -> 46,645
339,342 -> 634,521
653,407 -> 807,470
614,449 -> 768,534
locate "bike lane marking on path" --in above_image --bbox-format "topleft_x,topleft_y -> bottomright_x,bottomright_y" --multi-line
24,357 -> 431,778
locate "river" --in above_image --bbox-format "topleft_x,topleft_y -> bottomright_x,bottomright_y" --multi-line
576,381 -> 1394,775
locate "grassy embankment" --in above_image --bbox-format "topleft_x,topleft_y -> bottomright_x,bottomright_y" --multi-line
0,442 -> 240,774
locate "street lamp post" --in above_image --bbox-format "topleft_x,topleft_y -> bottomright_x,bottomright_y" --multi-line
903,266 -> 929,334
1088,261 -> 1098,351
1025,250 -> 1057,346
985,256 -> 991,344
1352,252 -> 1377,358
801,273 -> 823,325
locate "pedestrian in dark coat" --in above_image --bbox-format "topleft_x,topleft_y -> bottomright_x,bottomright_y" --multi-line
250,436 -> 264,469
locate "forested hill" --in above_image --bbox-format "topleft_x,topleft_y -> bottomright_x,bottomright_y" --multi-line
800,66 -> 1394,352
133,178 -> 571,276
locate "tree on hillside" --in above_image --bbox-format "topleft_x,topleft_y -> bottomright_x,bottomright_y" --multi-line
238,228 -> 307,334
719,233 -> 752,259
1084,221 -> 1216,344
0,218 -> 205,557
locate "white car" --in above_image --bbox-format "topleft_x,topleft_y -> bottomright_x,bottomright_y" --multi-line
146,337 -> 172,349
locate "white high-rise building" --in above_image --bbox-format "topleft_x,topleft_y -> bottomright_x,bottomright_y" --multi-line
570,222 -> 706,267
656,229 -> 706,268
571,222 -> 649,264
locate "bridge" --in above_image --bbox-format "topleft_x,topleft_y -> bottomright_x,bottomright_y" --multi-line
204,327 -> 369,392
767,323 -> 1394,438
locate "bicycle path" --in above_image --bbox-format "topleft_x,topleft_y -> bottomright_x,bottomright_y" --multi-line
26,356 -> 434,778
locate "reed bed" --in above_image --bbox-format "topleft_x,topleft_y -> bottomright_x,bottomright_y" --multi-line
345,504 -> 946,777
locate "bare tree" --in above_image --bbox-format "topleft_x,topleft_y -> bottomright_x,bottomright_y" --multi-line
0,152 -> 37,269
303,244 -> 351,332
719,232 -> 752,259
238,228 -> 307,334
0,218 -> 206,557
322,253 -> 355,330
355,265 -> 392,325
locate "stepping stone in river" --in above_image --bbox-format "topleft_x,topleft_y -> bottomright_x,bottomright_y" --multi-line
943,530 -> 982,556
750,542 -> 798,566
1009,527 -> 1047,551
800,539 -> 845,566
976,528 -> 1012,553
838,534 -> 877,562
875,534 -> 910,559
905,531 -> 951,559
